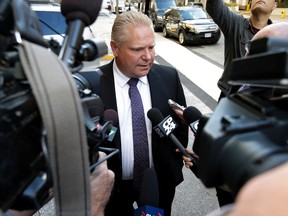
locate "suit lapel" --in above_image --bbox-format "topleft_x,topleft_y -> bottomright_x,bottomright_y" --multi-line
148,65 -> 165,111
99,61 -> 118,112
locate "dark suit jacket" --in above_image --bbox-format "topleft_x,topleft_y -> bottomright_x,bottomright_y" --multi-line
80,60 -> 188,190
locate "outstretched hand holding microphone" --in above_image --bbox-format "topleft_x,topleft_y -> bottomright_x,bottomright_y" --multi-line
147,102 -> 201,176
167,99 -> 203,171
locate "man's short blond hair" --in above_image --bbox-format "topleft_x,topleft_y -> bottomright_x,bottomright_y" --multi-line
111,11 -> 153,46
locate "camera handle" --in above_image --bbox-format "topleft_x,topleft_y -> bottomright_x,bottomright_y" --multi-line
19,40 -> 91,216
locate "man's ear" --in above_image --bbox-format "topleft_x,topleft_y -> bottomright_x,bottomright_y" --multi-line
110,40 -> 118,57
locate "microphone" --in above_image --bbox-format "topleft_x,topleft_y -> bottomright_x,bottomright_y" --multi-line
59,0 -> 102,68
183,106 -> 202,135
183,106 -> 212,155
104,109 -> 118,142
134,167 -> 164,216
147,108 -> 199,175
90,109 -> 119,171
78,38 -> 108,62
104,109 -> 118,125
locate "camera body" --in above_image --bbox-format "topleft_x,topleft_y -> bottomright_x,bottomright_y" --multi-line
0,0 -> 113,211
194,38 -> 288,195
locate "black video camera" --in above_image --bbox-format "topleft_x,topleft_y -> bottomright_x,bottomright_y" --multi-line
0,0 -> 117,212
194,37 -> 288,196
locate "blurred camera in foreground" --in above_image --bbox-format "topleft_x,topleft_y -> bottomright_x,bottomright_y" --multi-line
194,37 -> 288,195
0,0 -> 117,212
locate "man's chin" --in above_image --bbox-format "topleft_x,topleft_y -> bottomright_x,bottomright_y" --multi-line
251,6 -> 266,15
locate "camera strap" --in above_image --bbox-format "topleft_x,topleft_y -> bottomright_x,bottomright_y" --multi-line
18,40 -> 91,216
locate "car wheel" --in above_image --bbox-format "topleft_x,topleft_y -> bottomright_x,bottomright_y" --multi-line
153,22 -> 159,32
163,26 -> 169,38
179,31 -> 187,45
211,38 -> 220,44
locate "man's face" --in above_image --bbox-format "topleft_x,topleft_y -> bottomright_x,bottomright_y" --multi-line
111,25 -> 155,78
251,0 -> 277,15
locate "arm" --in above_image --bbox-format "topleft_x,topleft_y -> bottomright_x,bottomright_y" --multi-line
4,152 -> 114,216
91,152 -> 115,216
206,0 -> 241,36
228,162 -> 288,216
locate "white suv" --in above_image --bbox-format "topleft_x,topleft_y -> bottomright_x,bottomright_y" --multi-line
30,1 -> 95,44
30,1 -> 102,68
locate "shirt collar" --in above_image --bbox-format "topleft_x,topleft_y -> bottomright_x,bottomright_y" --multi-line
113,60 -> 149,88
245,18 -> 273,31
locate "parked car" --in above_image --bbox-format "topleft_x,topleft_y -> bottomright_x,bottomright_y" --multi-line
30,1 -> 95,48
139,0 -> 176,32
30,1 -> 103,68
162,6 -> 221,45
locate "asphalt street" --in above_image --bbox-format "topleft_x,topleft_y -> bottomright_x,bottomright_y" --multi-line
34,8 -> 288,216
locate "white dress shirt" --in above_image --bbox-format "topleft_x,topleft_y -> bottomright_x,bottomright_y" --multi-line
113,61 -> 153,180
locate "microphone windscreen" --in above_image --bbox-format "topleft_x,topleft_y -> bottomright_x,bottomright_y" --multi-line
147,108 -> 164,126
183,106 -> 202,124
104,109 -> 118,126
139,167 -> 159,207
61,0 -> 102,26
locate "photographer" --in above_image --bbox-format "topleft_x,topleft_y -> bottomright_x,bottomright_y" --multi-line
173,21 -> 288,215
206,0 -> 277,100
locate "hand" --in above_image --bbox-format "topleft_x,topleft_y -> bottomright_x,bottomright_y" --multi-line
228,162 -> 288,216
171,107 -> 186,124
176,148 -> 199,168
91,152 -> 115,216
4,152 -> 115,216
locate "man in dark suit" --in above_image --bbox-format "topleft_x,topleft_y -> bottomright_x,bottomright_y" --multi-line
83,11 -> 188,216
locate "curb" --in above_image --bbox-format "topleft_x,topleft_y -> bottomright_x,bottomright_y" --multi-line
100,54 -> 114,60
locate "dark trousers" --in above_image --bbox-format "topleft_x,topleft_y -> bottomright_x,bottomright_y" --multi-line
215,187 -> 234,207
104,180 -> 137,216
104,179 -> 175,216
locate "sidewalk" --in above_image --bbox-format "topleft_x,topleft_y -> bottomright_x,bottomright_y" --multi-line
238,7 -> 288,22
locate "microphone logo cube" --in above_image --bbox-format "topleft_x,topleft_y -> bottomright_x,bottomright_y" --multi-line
159,115 -> 178,136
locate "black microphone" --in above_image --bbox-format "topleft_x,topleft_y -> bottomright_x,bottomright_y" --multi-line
134,167 -> 164,216
59,0 -> 102,68
183,106 -> 202,135
183,106 -> 212,155
78,38 -> 108,62
147,108 -> 199,175
104,109 -> 118,142
90,109 -> 119,171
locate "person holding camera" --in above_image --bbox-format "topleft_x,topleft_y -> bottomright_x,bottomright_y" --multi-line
206,0 -> 277,100
205,0 -> 277,206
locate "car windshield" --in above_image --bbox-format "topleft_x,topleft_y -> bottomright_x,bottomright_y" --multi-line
35,11 -> 67,35
180,8 -> 209,20
157,1 -> 176,10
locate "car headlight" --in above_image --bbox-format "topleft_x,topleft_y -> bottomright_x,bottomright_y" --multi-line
185,24 -> 197,33
157,15 -> 163,21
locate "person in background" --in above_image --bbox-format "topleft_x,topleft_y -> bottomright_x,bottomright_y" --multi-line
206,0 -> 277,100
178,21 -> 288,211
88,11 -> 188,216
205,0 -> 277,205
